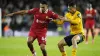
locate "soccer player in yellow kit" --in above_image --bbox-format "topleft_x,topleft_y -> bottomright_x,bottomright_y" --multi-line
58,3 -> 84,56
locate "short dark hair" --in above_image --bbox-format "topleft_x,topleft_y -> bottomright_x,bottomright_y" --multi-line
68,3 -> 76,8
40,0 -> 48,5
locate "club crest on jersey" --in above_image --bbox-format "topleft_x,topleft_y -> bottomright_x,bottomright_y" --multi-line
77,13 -> 81,18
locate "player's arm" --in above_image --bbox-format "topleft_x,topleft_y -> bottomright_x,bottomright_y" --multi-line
52,19 -> 56,22
69,17 -> 81,24
64,13 -> 82,24
50,11 -> 65,23
6,10 -> 28,16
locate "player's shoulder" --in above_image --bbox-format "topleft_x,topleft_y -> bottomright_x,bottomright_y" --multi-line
48,9 -> 52,13
92,9 -> 97,12
76,11 -> 82,18
48,10 -> 56,15
34,8 -> 40,11
29,8 -> 39,11
92,8 -> 95,11
76,11 -> 81,14
65,12 -> 70,15
64,12 -> 70,17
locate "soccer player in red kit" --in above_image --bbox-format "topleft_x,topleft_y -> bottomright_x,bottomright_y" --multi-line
85,4 -> 96,44
6,1 -> 62,56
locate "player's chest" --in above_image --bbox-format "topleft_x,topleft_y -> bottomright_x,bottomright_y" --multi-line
86,10 -> 94,14
69,13 -> 77,20
34,12 -> 50,20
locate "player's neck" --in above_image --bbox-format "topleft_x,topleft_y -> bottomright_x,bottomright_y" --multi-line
42,11 -> 45,13
71,11 -> 76,15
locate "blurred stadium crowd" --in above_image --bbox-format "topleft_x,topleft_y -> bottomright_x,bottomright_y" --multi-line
1,0 -> 100,36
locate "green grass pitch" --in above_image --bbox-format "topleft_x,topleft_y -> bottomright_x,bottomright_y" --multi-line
0,35 -> 100,56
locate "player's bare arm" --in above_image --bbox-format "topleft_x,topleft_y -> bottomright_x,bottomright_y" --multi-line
60,16 -> 81,25
51,16 -> 64,22
6,10 -> 28,16
59,16 -> 71,22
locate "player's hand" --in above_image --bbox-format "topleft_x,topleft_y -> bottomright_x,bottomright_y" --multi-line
65,19 -> 71,22
59,16 -> 65,20
5,13 -> 14,17
59,16 -> 71,22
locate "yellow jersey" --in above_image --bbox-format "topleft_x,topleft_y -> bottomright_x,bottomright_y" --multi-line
52,19 -> 64,31
52,20 -> 64,25
65,11 -> 84,35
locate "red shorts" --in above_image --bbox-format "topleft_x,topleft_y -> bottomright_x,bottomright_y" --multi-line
28,28 -> 47,45
85,20 -> 95,29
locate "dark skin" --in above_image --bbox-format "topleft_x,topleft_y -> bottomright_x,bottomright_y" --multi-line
85,6 -> 95,44
6,3 -> 64,56
6,3 -> 49,56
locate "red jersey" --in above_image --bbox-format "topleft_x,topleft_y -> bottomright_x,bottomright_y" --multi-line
85,8 -> 96,21
85,8 -> 96,29
28,8 -> 58,30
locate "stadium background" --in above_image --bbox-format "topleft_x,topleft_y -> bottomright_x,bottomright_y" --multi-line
0,0 -> 100,56
1,0 -> 100,37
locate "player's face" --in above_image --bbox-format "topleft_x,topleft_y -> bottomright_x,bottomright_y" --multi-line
68,7 -> 76,13
87,4 -> 92,9
40,4 -> 48,13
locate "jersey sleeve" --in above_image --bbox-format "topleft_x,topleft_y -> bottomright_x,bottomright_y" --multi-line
65,13 -> 70,19
71,13 -> 82,24
28,8 -> 37,14
66,12 -> 82,24
50,11 -> 59,19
